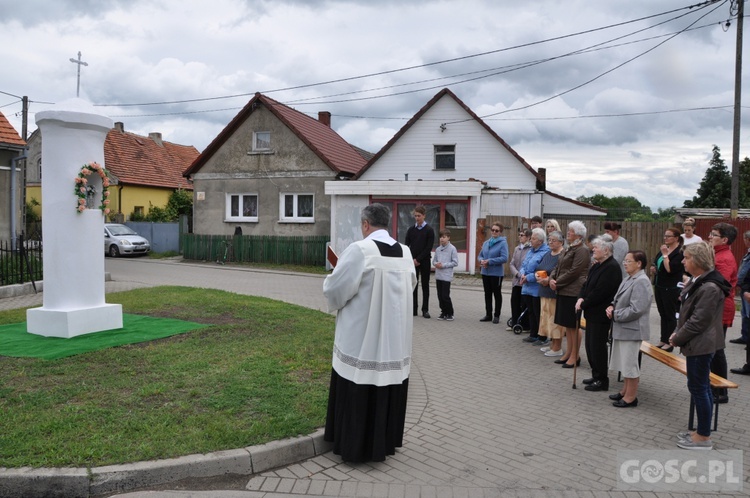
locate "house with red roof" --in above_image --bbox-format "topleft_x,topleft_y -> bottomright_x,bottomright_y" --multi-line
183,93 -> 368,236
26,122 -> 198,222
0,111 -> 26,242
325,88 -> 604,273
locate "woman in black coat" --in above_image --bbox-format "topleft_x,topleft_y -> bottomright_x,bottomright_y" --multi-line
649,227 -> 684,351
575,235 -> 622,392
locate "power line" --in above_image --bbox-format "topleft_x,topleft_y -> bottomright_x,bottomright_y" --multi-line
448,0 -> 728,124
91,1 -> 722,108
285,6 -> 725,107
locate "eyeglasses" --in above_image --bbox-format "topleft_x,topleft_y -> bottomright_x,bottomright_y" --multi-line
710,233 -> 722,238
491,229 -> 501,233
663,234 -> 675,238
623,259 -> 635,264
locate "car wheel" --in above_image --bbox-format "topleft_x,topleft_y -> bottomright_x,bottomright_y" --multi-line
108,245 -> 120,258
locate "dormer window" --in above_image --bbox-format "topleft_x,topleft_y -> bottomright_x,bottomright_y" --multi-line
434,145 -> 455,170
253,131 -> 271,151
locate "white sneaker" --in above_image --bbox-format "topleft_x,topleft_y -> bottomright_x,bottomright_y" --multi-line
677,438 -> 713,450
540,346 -> 551,352
544,349 -> 564,357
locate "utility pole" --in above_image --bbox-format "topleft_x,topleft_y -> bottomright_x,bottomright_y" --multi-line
21,96 -> 28,141
69,51 -> 88,98
730,0 -> 744,219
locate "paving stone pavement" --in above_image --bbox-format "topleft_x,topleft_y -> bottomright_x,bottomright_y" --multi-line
2,258 -> 748,497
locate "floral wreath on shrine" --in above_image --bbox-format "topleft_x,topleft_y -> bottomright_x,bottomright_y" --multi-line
74,162 -> 112,214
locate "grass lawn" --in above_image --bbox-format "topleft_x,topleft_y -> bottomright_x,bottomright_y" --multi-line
0,286 -> 334,468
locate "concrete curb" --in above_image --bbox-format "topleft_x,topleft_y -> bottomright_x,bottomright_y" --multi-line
0,273 -> 114,300
0,429 -> 332,498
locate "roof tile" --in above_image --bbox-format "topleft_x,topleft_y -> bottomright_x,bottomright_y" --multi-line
0,111 -> 26,147
184,93 -> 367,177
104,129 -> 198,189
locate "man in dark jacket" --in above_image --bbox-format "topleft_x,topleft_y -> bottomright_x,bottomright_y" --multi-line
405,205 -> 435,318
731,253 -> 750,375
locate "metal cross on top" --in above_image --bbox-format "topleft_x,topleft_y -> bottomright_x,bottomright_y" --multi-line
69,51 -> 88,97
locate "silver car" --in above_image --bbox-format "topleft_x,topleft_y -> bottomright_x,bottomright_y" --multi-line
104,223 -> 151,257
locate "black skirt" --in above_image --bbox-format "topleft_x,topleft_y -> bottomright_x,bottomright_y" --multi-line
554,294 -> 579,328
324,369 -> 409,463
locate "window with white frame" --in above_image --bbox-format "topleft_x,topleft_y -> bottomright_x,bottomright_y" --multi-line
280,193 -> 314,222
434,144 -> 456,170
226,193 -> 258,222
253,131 -> 271,152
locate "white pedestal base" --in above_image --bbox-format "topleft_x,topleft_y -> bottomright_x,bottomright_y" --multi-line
26,304 -> 123,338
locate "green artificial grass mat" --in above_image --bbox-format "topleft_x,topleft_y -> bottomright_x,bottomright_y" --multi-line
0,314 -> 211,360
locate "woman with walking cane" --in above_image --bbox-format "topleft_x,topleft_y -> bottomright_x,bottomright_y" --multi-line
549,221 -> 590,369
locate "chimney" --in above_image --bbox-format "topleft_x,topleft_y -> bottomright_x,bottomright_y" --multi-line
318,111 -> 331,127
149,132 -> 163,146
536,167 -> 546,191
114,122 -> 124,132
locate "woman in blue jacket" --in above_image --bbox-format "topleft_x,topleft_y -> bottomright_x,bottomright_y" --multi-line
519,228 -> 550,341
478,223 -> 509,323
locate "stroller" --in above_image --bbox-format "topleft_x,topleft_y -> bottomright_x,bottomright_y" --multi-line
506,306 -> 529,335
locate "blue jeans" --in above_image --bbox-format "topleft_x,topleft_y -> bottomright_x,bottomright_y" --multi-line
686,353 -> 715,437
741,298 -> 749,342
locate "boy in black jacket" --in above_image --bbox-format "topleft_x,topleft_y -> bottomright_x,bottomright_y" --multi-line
405,205 -> 435,318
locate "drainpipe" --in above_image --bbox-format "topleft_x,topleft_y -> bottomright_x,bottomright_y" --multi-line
10,151 -> 27,251
118,184 -> 124,220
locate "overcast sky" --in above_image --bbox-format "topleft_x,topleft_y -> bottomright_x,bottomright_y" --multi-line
1,0 -> 746,210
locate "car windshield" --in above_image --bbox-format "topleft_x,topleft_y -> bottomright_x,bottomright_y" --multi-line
108,225 -> 137,236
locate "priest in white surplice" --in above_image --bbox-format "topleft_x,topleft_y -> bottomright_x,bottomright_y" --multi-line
323,203 -> 417,462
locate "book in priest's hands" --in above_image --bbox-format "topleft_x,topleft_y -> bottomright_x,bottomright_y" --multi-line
327,246 -> 338,268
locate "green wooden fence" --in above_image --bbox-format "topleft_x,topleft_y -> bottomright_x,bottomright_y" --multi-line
181,234 -> 329,266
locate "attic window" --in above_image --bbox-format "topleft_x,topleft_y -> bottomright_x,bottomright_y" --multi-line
434,145 -> 455,170
253,131 -> 271,151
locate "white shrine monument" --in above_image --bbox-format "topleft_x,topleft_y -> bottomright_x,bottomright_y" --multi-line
26,98 -> 123,338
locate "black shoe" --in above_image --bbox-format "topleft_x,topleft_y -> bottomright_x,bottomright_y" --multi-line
729,337 -> 747,344
730,365 -> 750,375
437,314 -> 446,321
423,312 -> 431,319
660,345 -> 674,353
584,380 -> 609,391
609,392 -> 625,401
561,359 -> 581,368
492,316 -> 499,324
522,336 -> 539,343
582,378 -> 595,385
479,316 -> 492,322
613,398 -> 637,408
554,358 -> 568,364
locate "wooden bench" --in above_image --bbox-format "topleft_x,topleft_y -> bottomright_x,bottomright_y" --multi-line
639,341 -> 738,431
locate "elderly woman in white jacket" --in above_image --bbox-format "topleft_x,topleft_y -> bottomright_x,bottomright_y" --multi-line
605,250 -> 653,408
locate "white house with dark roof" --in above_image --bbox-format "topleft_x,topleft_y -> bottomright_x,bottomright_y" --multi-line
326,88 -> 604,273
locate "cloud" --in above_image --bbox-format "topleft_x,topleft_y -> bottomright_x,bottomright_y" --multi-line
1,0 -> 744,212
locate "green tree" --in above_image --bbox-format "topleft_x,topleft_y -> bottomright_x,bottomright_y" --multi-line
166,189 -> 193,218
740,156 -> 750,207
683,145 -> 732,208
577,194 -> 652,220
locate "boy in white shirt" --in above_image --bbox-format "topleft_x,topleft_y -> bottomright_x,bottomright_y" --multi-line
433,229 -> 459,321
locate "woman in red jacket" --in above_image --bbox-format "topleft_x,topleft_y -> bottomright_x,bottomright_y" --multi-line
708,223 -> 738,404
